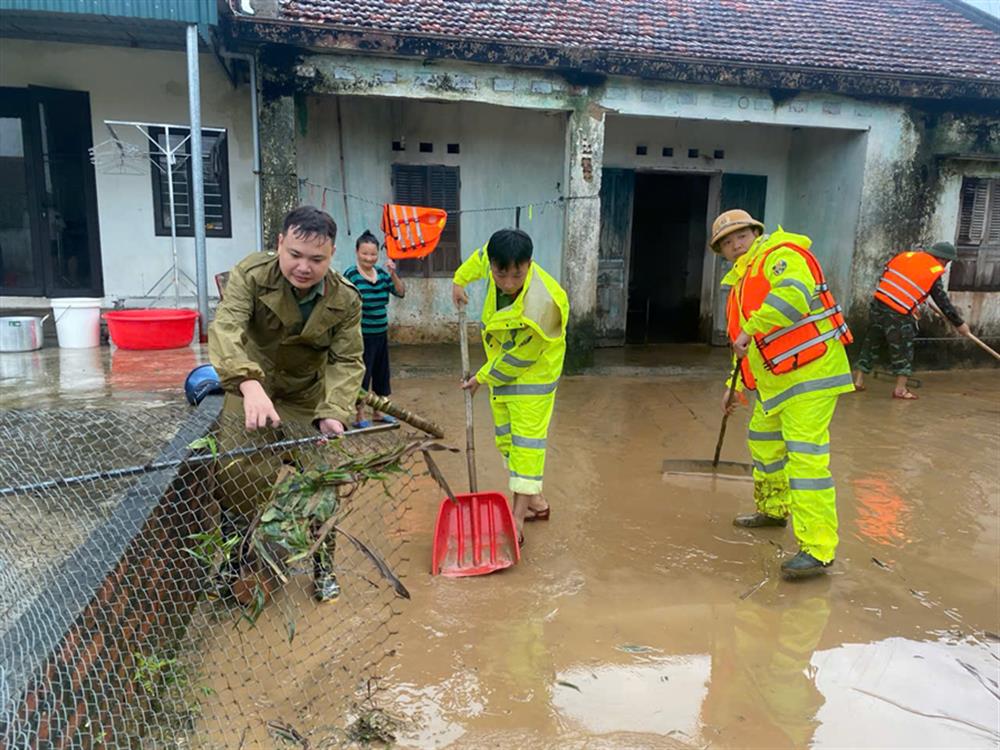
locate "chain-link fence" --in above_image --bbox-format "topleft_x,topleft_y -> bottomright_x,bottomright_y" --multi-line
0,396 -> 441,748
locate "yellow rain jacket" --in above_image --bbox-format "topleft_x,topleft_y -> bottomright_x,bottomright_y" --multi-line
453,246 -> 568,495
453,246 -> 569,397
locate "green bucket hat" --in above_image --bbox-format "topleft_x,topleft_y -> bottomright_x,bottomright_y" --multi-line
927,241 -> 957,261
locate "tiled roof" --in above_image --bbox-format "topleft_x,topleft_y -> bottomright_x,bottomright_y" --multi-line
276,0 -> 1000,82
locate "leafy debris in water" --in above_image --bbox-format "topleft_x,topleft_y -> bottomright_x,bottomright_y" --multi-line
347,708 -> 402,745
871,557 -> 892,570
266,720 -> 308,748
556,680 -> 582,692
617,644 -> 661,654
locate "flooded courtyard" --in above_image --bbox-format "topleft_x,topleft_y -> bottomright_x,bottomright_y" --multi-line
387,366 -> 1000,749
1,345 -> 997,748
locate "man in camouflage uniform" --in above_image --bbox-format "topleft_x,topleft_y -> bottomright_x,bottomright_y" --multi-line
854,241 -> 969,400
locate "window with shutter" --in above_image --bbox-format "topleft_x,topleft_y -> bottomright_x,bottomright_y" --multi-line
149,127 -> 231,238
391,164 -> 460,277
951,177 -> 1000,292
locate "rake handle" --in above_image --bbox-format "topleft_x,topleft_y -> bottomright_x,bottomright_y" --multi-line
458,306 -> 478,493
964,330 -> 1000,361
713,358 -> 743,468
927,303 -> 1000,361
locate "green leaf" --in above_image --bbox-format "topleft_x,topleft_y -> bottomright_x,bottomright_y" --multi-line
187,435 -> 218,458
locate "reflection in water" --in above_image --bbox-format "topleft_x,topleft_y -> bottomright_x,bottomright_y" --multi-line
701,590 -> 831,748
0,350 -> 44,383
554,654 -> 710,738
813,636 -> 1000,748
852,476 -> 913,548
58,346 -> 106,394
110,345 -> 197,392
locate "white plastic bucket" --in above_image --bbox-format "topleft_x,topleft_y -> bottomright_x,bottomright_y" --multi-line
51,297 -> 103,349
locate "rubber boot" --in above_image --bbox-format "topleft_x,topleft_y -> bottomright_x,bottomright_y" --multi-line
781,550 -> 833,579
733,512 -> 788,528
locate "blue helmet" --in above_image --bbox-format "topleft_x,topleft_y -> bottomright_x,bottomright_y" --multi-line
184,364 -> 224,406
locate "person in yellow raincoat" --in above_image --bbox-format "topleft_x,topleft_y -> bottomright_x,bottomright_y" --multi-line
451,228 -> 569,544
209,205 -> 365,602
712,210 -> 854,578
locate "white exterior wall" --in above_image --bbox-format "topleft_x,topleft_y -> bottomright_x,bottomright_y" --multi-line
0,39 -> 255,305
604,116 -> 792,231
785,127 -> 868,301
296,95 -> 566,340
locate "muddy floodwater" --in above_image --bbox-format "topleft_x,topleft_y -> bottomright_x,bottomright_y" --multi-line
1,345 -> 997,748
386,367 -> 1000,749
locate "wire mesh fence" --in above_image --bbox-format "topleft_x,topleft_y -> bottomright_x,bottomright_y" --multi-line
0,397 -> 438,748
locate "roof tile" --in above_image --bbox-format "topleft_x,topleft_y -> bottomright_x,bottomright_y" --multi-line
276,0 -> 1000,81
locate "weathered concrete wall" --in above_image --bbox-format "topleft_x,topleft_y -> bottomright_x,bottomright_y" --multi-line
0,39 -> 256,305
562,105 -> 606,370
268,51 -> 999,349
928,155 -> 1000,339
259,95 -> 298,252
604,115 -> 793,228
784,127 -> 867,302
850,107 -> 1000,339
294,53 -> 881,135
295,95 -> 566,342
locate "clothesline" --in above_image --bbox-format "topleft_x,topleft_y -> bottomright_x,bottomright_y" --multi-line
296,177 -> 597,220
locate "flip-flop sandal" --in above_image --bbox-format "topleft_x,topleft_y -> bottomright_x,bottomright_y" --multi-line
892,390 -> 919,400
353,420 -> 372,428
375,415 -> 398,424
525,506 -> 551,522
853,384 -> 866,392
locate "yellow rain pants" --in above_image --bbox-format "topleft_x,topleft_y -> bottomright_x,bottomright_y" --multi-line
491,392 -> 556,495
747,394 -> 839,563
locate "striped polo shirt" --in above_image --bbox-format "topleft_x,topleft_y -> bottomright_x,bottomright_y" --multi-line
343,265 -> 402,335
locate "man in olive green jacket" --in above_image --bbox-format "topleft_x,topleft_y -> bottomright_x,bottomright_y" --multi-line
209,205 -> 364,602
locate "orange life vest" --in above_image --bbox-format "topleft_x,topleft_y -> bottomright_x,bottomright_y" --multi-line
380,204 -> 448,260
873,251 -> 945,315
727,243 -> 852,389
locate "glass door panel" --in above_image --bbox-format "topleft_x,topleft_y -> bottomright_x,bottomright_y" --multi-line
0,89 -> 43,295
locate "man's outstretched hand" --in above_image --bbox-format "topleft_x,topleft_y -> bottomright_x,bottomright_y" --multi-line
240,380 -> 280,430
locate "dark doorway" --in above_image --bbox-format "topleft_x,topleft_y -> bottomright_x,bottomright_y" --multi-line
0,86 -> 102,297
626,172 -> 710,343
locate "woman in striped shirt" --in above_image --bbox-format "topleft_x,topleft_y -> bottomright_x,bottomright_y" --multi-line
344,230 -> 406,426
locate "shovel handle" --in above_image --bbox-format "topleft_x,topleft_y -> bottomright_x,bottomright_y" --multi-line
458,306 -> 478,493
713,358 -> 742,468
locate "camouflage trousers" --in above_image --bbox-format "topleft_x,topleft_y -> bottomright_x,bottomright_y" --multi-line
855,299 -> 917,376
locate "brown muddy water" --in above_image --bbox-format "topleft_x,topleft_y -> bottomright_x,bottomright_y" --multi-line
380,370 -> 1000,749
1,346 -> 998,748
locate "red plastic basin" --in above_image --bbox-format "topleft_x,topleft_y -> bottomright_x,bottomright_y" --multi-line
103,309 -> 198,350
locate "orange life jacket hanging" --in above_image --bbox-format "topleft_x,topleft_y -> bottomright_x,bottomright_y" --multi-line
873,251 -> 945,315
381,204 -> 448,260
727,242 -> 852,388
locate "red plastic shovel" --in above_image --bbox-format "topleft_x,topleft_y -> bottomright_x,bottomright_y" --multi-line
431,307 -> 520,576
